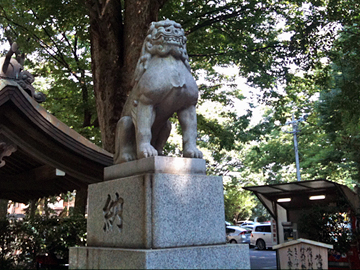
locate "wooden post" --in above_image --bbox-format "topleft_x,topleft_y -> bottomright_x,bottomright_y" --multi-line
74,188 -> 87,216
0,199 -> 8,218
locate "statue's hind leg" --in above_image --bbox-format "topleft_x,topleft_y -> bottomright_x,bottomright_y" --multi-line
178,105 -> 203,159
152,120 -> 171,156
114,116 -> 137,164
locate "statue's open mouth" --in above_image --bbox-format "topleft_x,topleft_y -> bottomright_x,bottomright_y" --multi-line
163,36 -> 183,44
153,34 -> 184,46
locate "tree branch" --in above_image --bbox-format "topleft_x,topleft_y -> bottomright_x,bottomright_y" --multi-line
29,8 -> 79,80
186,9 -> 242,35
155,0 -> 169,10
189,43 -> 283,58
182,2 -> 241,28
0,13 -> 65,66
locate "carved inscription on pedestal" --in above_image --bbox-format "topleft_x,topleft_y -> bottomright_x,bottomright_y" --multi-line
102,192 -> 124,233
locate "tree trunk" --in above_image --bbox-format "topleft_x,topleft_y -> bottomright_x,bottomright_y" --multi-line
123,0 -> 166,92
86,0 -> 125,153
0,199 -> 8,218
85,0 -> 167,153
74,188 -> 88,216
29,199 -> 36,220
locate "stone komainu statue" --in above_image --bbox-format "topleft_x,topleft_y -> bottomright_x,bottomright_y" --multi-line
0,43 -> 45,103
114,19 -> 203,164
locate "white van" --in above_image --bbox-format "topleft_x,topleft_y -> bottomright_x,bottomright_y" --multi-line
250,224 -> 273,250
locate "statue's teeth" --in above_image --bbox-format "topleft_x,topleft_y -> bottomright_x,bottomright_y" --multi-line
162,36 -> 182,44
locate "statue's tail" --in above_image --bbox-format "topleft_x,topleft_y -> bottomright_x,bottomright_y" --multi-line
2,46 -> 14,74
2,42 -> 22,75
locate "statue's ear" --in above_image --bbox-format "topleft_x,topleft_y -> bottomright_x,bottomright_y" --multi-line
11,42 -> 19,53
16,53 -> 25,66
20,53 -> 25,66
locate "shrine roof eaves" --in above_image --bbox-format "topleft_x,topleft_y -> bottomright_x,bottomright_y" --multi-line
0,80 -> 113,203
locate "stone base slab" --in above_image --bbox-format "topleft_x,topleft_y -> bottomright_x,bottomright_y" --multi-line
87,173 -> 225,248
69,244 -> 250,269
104,156 -> 206,180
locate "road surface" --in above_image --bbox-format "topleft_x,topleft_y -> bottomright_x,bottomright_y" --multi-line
250,248 -> 277,269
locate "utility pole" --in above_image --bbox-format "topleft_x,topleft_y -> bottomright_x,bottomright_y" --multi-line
285,114 -> 307,182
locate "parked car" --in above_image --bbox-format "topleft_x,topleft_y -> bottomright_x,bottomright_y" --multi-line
225,221 -> 232,227
240,221 -> 255,227
242,225 -> 254,233
236,220 -> 254,226
226,225 -> 251,244
250,224 -> 272,250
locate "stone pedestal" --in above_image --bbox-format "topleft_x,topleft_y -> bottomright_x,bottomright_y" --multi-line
70,244 -> 250,269
69,156 -> 250,269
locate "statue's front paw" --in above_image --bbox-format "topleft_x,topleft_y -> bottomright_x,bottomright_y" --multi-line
183,147 -> 203,159
138,144 -> 158,159
114,151 -> 136,164
122,153 -> 137,162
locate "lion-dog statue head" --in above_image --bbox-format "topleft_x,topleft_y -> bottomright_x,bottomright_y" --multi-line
114,19 -> 203,164
0,43 -> 46,103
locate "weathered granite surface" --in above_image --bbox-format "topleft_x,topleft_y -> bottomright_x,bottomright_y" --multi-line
105,156 -> 206,180
87,171 -> 225,248
114,20 -> 203,164
69,244 -> 251,269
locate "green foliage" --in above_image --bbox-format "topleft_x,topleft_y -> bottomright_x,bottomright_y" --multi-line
162,0 -> 291,89
252,205 -> 271,222
0,0 -> 100,144
0,219 -> 17,269
0,214 -> 86,269
298,205 -> 352,254
309,22 -> 360,184
223,177 -> 256,222
2,0 -> 360,233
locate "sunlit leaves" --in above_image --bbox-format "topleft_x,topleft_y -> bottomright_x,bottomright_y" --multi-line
224,179 -> 256,221
0,0 -> 100,144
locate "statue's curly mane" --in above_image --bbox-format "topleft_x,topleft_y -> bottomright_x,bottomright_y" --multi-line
132,20 -> 191,87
